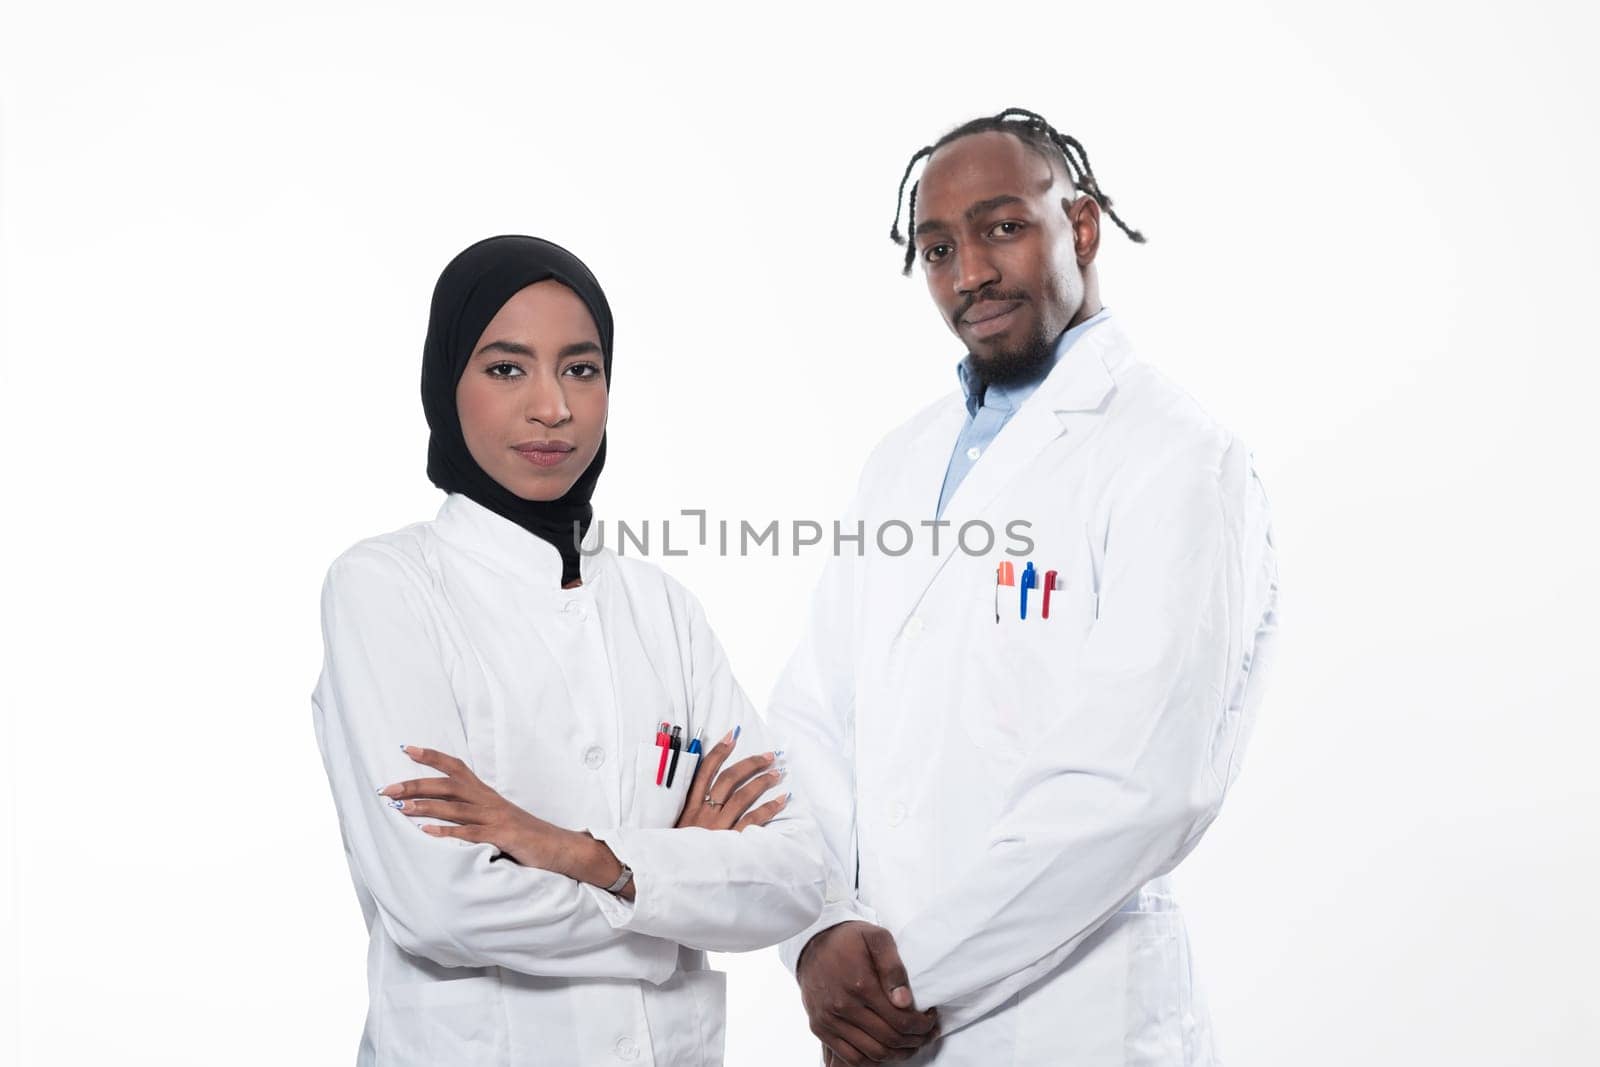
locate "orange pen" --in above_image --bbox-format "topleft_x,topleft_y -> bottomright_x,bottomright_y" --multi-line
995,561 -> 1016,623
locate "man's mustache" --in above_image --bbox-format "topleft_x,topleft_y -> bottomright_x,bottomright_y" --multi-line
954,289 -> 1029,323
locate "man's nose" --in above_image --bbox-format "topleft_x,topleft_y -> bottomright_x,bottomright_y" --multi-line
523,374 -> 571,426
955,246 -> 999,296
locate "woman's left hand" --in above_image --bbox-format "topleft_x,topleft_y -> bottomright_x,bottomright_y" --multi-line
380,745 -> 580,875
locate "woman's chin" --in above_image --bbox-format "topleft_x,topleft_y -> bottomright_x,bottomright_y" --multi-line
486,469 -> 579,503
513,480 -> 576,503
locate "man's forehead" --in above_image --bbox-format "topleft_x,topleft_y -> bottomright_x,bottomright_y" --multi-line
919,130 -> 1060,207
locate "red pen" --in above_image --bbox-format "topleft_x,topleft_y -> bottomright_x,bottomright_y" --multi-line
1042,570 -> 1058,618
654,721 -> 671,786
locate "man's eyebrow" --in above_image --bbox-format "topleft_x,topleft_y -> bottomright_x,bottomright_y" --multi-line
913,194 -> 1029,238
963,194 -> 1025,221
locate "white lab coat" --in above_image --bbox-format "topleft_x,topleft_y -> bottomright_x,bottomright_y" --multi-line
311,493 -> 826,1066
771,316 -> 1279,1066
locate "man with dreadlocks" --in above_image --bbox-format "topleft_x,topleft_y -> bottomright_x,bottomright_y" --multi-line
767,109 -> 1280,1065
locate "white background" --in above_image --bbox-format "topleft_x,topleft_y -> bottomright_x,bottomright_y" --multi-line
3,1 -> 1597,1063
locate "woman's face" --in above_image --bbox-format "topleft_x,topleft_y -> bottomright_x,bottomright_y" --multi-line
456,279 -> 608,502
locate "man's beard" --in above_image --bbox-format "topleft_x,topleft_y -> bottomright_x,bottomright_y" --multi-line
967,329 -> 1056,388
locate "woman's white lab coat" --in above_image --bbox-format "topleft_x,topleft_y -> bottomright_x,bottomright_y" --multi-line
311,493 -> 825,1066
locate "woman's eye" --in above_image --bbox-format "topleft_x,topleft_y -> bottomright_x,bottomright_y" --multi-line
565,362 -> 602,380
923,244 -> 951,263
487,362 -> 523,378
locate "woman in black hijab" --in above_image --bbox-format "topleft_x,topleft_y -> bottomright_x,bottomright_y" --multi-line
312,236 -> 825,1065
420,234 -> 610,588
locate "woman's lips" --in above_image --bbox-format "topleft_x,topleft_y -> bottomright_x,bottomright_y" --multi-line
961,301 -> 1024,341
512,442 -> 575,468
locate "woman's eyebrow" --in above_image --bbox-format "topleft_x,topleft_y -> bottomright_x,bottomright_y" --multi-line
476,339 -> 534,358
474,339 -> 600,359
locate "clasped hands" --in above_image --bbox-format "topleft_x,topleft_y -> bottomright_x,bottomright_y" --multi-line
797,921 -> 941,1065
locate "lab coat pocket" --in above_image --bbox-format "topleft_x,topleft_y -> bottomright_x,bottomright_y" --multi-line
629,741 -> 696,829
682,968 -> 729,1066
1121,911 -> 1190,1066
378,975 -> 508,1067
967,560 -> 1098,755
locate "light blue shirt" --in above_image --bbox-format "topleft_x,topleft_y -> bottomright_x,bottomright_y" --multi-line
936,308 -> 1112,518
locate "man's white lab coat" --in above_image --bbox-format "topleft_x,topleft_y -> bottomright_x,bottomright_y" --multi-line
312,493 -> 825,1066
770,316 -> 1279,1065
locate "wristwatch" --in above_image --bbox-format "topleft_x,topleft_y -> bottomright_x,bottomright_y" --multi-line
604,863 -> 634,895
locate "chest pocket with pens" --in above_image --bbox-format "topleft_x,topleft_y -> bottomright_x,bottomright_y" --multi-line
992,560 -> 1075,623
969,557 -> 1096,753
629,721 -> 701,828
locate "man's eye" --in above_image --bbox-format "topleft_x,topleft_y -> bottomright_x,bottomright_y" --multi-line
923,244 -> 951,263
990,221 -> 1023,237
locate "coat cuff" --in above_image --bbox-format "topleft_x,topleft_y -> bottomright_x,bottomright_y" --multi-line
581,826 -> 647,930
777,899 -> 877,976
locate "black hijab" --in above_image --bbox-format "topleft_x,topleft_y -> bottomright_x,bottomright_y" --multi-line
421,235 -> 613,587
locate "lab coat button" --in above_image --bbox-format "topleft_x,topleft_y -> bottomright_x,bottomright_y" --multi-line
583,746 -> 605,770
888,801 -> 907,826
966,446 -> 981,461
561,600 -> 584,618
614,1036 -> 639,1060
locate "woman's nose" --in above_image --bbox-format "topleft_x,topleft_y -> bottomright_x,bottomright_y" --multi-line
523,375 -> 571,427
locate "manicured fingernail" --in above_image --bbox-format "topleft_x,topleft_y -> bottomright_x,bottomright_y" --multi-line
388,799 -> 404,810
720,728 -> 734,745
733,724 -> 741,742
784,792 -> 792,803
772,749 -> 784,758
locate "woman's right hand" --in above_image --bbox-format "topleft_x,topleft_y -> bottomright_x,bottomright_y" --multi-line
675,729 -> 788,831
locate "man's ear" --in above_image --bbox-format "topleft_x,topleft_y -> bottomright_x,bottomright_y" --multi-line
1064,194 -> 1102,267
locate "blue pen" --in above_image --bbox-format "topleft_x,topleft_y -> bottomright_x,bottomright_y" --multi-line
1020,561 -> 1038,619
686,728 -> 703,756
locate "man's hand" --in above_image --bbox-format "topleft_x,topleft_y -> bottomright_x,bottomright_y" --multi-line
796,921 -> 940,1065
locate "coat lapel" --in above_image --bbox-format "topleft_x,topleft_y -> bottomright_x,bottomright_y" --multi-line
876,318 -> 1133,633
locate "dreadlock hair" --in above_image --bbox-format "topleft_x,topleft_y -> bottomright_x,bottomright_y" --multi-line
889,107 -> 1146,276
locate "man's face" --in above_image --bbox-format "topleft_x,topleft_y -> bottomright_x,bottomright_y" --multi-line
912,131 -> 1089,380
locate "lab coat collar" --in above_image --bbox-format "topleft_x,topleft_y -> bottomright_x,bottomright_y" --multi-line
1033,311 -> 1130,414
434,492 -> 609,588
939,313 -> 1132,521
955,307 -> 1114,417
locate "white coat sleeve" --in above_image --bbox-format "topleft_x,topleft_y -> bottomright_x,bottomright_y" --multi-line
311,544 -> 679,983
765,497 -> 880,975
584,586 -> 828,952
894,436 -> 1280,1033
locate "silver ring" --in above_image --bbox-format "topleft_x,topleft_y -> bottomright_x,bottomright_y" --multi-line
704,795 -> 723,808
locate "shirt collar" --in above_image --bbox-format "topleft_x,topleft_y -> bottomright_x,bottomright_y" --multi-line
432,492 -> 608,588
956,307 -> 1113,417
